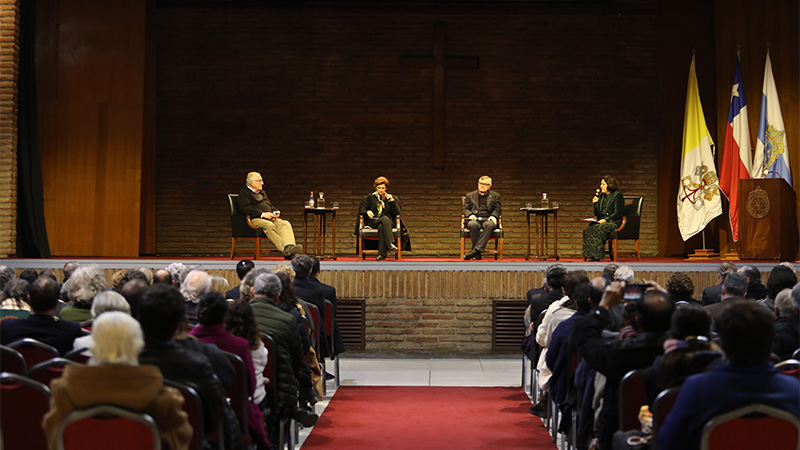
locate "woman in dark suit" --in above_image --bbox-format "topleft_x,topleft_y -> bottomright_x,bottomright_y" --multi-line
357,176 -> 402,260
582,175 -> 624,261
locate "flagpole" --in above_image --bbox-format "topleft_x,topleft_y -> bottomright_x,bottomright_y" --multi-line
687,229 -> 720,260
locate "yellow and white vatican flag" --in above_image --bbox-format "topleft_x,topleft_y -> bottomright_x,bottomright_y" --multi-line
677,56 -> 722,241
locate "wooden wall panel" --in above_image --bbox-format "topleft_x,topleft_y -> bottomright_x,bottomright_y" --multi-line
35,0 -> 147,257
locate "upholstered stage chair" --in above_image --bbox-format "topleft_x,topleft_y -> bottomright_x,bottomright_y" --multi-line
228,194 -> 279,260
357,215 -> 402,260
606,196 -> 643,261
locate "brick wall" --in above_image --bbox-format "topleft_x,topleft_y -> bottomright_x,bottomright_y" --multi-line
155,2 -> 659,258
0,0 -> 18,257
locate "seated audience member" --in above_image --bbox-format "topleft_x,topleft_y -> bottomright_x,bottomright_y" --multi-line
0,277 -> 83,355
72,290 -> 132,356
166,262 -> 187,289
249,273 -> 318,428
226,260 -> 255,300
19,268 -> 39,285
225,299 -> 269,406
571,283 -> 675,450
524,264 -> 567,370
702,262 -> 737,306
657,300 -> 800,450
1,279 -> 31,318
59,265 -> 106,323
308,256 -> 346,355
666,271 -> 701,306
528,264 -> 568,334
704,271 -> 747,322
40,270 -> 59,282
546,283 -> 592,409
271,268 -> 320,404
138,284 -> 226,436
291,255 -> 330,357
530,271 -> 588,417
42,312 -> 192,450
0,265 -> 17,292
180,270 -> 211,328
601,263 -> 619,283
758,264 -> 798,313
613,265 -> 634,283
644,303 -> 722,404
153,268 -> 174,285
772,287 -> 799,361
190,292 -> 269,450
240,268 -> 270,303
739,264 -> 768,301
120,278 -> 148,319
209,275 -> 229,295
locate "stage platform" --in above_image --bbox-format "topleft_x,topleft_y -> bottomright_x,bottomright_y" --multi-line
5,256 -> 795,355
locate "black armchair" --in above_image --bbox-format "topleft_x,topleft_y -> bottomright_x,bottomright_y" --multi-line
606,196 -> 643,261
228,194 -> 279,260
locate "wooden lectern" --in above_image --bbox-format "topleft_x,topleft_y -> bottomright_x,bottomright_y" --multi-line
738,178 -> 798,260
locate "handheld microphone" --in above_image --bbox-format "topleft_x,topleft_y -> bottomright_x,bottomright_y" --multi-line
595,188 -> 600,197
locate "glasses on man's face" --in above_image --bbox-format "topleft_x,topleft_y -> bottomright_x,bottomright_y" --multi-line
479,182 -> 491,187
253,180 -> 264,183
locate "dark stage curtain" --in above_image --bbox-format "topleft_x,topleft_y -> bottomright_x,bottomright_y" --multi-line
16,0 -> 51,258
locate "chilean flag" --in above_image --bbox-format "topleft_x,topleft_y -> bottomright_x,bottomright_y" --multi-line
719,55 -> 752,242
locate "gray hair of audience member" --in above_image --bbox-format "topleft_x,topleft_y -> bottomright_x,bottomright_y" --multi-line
179,265 -> 202,285
775,288 -> 796,318
4,279 -> 30,309
180,270 -> 211,303
792,283 -> 800,311
614,265 -> 635,282
738,264 -> 761,282
63,265 -> 107,307
63,261 -> 80,282
0,265 -> 16,291
90,311 -> 143,366
602,264 -> 619,281
722,272 -> 748,298
716,262 -> 737,282
165,263 -> 186,288
240,268 -> 270,301
91,290 -> 131,318
253,273 -> 282,299
290,254 -> 315,279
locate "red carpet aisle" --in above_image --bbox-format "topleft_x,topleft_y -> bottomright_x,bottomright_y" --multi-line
301,386 -> 557,450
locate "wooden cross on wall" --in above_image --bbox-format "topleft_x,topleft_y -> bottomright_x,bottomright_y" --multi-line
399,22 -> 480,169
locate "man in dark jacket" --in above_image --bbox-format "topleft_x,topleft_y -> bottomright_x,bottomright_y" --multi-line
137,284 -> 225,435
237,171 -> 303,257
249,272 -> 318,427
739,265 -> 768,301
0,277 -> 83,355
462,175 -> 501,260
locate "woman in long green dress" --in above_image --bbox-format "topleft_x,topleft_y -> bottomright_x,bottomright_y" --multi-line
582,175 -> 624,261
